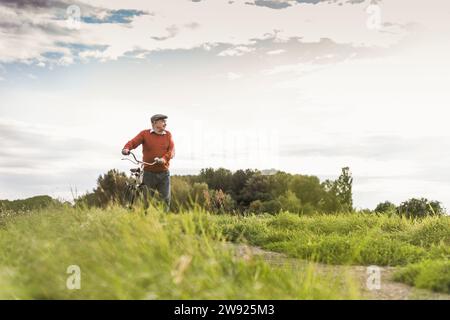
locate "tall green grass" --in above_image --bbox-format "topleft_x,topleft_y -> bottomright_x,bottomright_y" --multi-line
214,211 -> 450,293
393,259 -> 450,293
0,206 -> 358,299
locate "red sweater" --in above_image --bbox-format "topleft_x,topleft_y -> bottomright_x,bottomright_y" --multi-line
123,130 -> 175,172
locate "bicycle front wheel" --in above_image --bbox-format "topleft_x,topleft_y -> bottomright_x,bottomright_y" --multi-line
124,184 -> 138,209
135,184 -> 150,210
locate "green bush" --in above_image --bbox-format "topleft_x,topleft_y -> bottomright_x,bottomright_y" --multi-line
394,259 -> 450,293
406,218 -> 450,247
267,212 -> 303,230
312,234 -> 355,264
355,236 -> 425,266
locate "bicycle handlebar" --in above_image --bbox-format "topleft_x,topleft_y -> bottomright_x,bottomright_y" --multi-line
122,151 -> 157,166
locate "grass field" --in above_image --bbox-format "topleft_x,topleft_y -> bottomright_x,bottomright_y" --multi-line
0,205 -> 358,299
214,212 -> 450,294
0,206 -> 448,299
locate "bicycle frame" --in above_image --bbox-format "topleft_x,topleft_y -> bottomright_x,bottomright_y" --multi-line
121,151 -> 157,210
121,152 -> 157,183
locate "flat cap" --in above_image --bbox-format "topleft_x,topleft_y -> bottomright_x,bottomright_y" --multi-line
151,114 -> 168,122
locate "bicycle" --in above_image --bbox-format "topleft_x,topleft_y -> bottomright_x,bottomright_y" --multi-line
121,151 -> 157,210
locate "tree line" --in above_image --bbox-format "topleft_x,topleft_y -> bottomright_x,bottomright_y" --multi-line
0,195 -> 66,212
72,166 -> 445,218
1,168 -> 445,218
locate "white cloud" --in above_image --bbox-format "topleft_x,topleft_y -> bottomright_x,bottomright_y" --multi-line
58,56 -> 74,65
218,46 -> 256,57
1,0 -> 438,64
266,49 -> 286,55
79,49 -> 109,61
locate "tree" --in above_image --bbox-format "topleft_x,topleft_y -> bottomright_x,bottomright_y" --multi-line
231,169 -> 259,207
249,200 -> 264,213
190,182 -> 209,206
289,175 -> 322,207
198,168 -> 233,193
204,189 -> 236,213
75,192 -> 100,208
0,195 -> 64,213
335,167 -> 353,211
240,174 -> 272,207
277,190 -> 302,214
261,199 -> 282,214
268,171 -> 291,199
319,179 -> 340,213
248,199 -> 282,214
318,167 -> 353,213
75,169 -> 131,208
397,198 -> 445,218
94,169 -> 130,207
374,201 -> 396,213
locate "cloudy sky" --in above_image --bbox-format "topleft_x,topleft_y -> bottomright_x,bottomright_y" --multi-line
1,0 -> 450,210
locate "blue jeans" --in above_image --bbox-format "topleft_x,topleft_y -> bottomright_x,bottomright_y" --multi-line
143,170 -> 171,211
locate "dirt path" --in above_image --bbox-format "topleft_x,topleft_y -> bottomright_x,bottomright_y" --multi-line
226,243 -> 450,300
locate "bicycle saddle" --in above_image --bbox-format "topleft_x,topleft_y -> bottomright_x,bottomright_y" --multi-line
130,168 -> 141,173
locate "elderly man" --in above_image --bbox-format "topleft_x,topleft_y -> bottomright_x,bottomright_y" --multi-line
122,114 -> 175,210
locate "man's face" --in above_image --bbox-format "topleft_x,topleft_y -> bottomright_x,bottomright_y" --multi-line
152,119 -> 167,132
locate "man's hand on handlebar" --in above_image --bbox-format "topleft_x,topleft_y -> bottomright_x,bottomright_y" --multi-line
154,157 -> 166,165
122,148 -> 130,156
